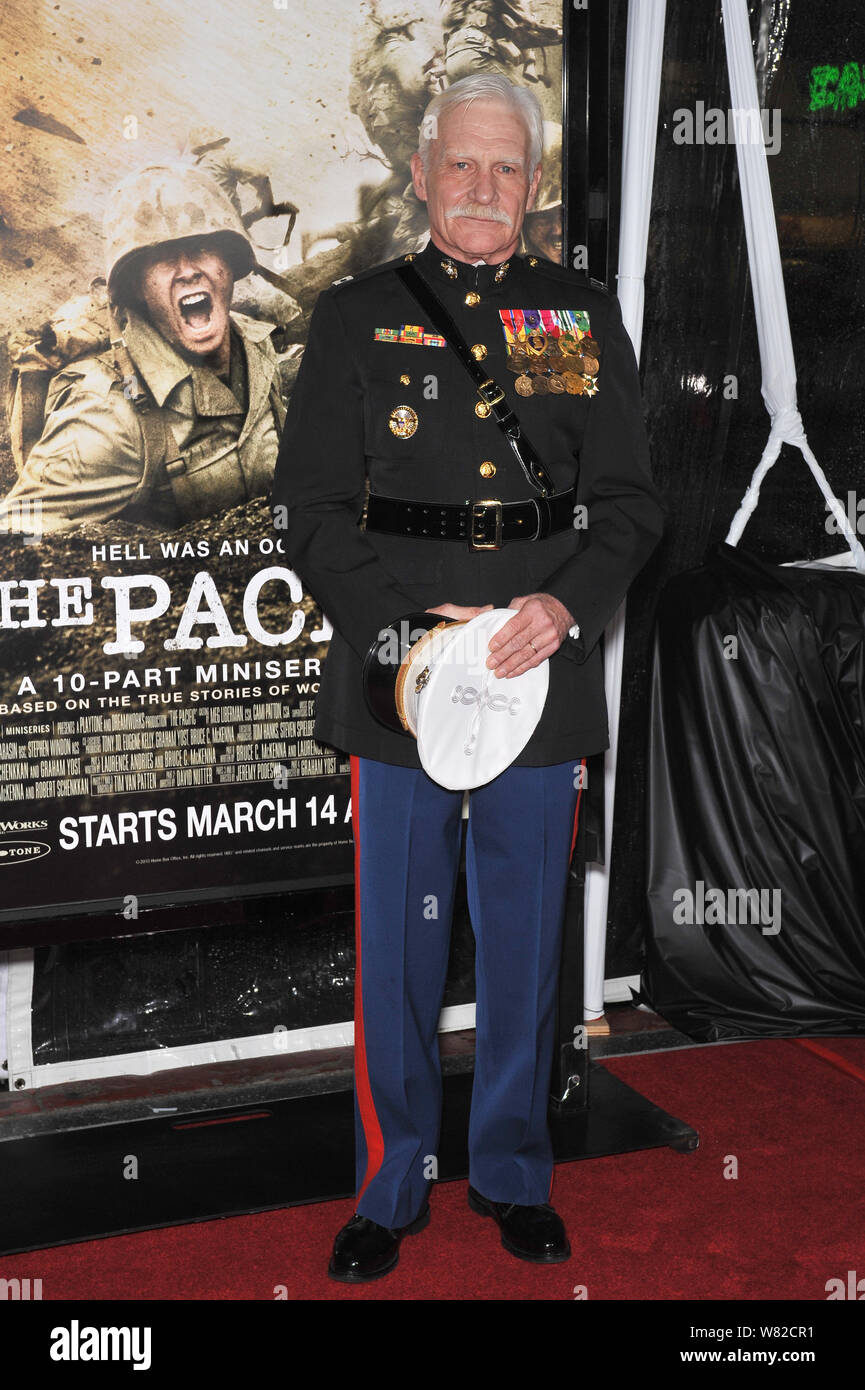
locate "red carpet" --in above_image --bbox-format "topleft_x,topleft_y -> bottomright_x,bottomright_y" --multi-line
2,1037 -> 863,1300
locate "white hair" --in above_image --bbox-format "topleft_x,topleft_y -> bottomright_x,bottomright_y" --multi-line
417,74 -> 544,175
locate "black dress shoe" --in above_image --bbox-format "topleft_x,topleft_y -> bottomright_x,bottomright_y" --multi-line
467,1185 -> 571,1263
328,1205 -> 430,1283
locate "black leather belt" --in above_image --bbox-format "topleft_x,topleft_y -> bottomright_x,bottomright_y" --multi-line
365,487 -> 576,551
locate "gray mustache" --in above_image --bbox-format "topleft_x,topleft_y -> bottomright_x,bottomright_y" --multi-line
446,204 -> 512,224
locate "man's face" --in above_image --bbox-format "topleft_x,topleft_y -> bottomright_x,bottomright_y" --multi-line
410,97 -> 542,263
136,239 -> 234,362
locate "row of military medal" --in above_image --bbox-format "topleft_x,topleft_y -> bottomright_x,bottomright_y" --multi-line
508,332 -> 601,397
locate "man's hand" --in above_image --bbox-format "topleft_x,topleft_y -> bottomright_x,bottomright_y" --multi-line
426,602 -> 494,622
486,593 -> 575,677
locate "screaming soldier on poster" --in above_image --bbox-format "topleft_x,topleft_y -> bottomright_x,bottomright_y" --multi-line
2,163 -> 284,535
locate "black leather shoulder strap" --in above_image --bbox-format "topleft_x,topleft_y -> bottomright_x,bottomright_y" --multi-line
395,262 -> 555,499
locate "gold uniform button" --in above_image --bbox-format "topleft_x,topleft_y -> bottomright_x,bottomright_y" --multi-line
389,405 -> 419,438
475,401 -> 492,419
527,256 -> 539,267
479,461 -> 496,479
400,373 -> 411,385
470,343 -> 487,361
464,291 -> 481,307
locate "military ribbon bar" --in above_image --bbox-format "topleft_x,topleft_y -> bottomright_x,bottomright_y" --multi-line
374,326 -> 446,347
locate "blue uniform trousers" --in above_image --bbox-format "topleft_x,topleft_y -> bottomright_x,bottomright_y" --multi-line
350,752 -> 581,1230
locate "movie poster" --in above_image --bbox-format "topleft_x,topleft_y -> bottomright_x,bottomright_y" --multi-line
0,0 -> 564,924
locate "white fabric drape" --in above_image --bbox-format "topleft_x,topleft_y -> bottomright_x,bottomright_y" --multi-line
583,0 -> 667,1020
722,0 -> 865,568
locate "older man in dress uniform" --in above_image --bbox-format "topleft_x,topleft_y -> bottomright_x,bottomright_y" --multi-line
272,72 -> 665,1281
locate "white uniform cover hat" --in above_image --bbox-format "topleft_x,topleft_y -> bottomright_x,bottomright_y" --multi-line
363,608 -> 549,790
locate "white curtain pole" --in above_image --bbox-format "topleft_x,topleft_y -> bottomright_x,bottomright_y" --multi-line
583,0 -> 667,1021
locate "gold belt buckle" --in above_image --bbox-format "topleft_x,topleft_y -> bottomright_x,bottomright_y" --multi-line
477,378 -> 505,408
470,499 -> 503,550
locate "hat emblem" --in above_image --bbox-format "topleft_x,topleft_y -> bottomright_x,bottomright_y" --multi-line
451,685 -> 522,715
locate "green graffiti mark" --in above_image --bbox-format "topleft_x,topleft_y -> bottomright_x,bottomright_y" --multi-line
809,62 -> 865,112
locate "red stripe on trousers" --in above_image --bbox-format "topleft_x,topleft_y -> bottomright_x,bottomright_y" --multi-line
550,758 -> 586,1203
350,755 -> 386,1204
569,757 -> 586,859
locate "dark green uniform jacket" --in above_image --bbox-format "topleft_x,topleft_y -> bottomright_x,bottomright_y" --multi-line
272,237 -> 666,768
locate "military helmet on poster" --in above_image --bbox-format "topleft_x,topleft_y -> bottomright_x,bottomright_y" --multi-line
103,163 -> 256,306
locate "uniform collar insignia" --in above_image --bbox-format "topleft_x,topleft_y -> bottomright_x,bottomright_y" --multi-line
416,240 -> 515,291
